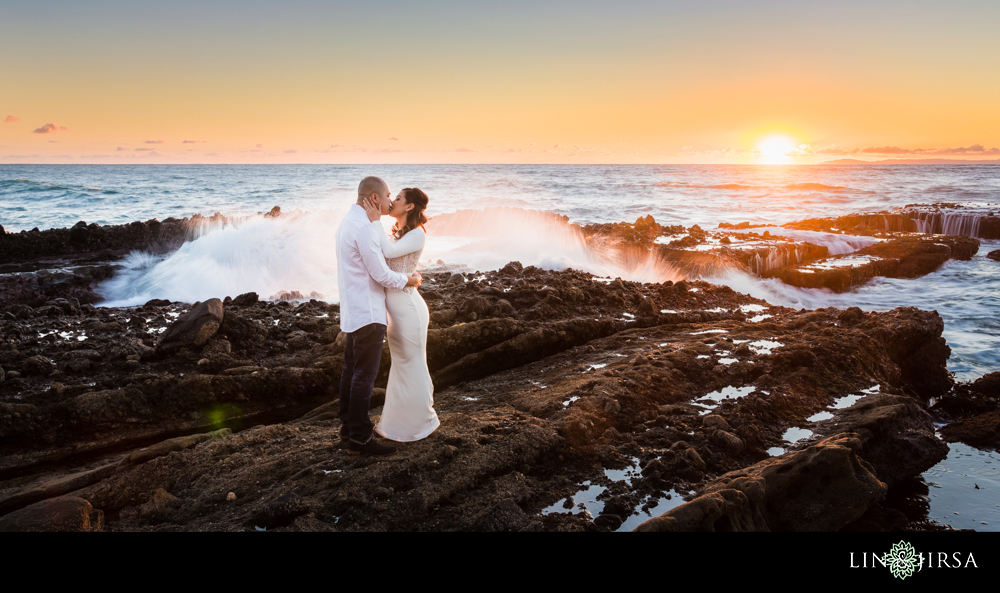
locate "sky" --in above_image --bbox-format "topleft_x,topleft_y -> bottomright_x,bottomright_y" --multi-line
2,0 -> 999,164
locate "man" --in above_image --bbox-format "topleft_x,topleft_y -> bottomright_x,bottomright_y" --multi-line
336,176 -> 422,455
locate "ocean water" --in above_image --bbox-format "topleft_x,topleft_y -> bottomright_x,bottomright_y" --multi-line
3,164 -> 999,528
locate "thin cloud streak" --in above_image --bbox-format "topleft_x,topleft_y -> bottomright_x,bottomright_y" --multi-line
32,123 -> 69,134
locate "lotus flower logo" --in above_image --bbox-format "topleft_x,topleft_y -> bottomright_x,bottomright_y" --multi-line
887,541 -> 920,580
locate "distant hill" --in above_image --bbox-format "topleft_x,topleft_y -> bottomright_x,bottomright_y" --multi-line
822,158 -> 1000,165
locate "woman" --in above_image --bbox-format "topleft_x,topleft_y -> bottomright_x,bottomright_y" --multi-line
362,187 -> 440,441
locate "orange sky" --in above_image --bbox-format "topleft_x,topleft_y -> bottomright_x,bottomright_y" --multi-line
3,1 -> 999,164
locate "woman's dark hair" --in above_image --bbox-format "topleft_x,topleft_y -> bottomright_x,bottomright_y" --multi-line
392,187 -> 429,239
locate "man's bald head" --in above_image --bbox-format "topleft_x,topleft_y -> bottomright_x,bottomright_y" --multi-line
357,176 -> 389,203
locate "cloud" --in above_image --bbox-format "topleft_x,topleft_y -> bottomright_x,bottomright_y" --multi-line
182,140 -> 207,144
32,123 -> 69,134
255,144 -> 264,149
135,147 -> 154,151
284,149 -> 297,154
813,146 -> 861,155
116,147 -> 128,151
388,137 -> 399,141
4,116 -> 19,123
931,144 -> 1000,155
145,140 -> 165,144
454,148 -> 477,153
861,145 -> 919,154
857,144 -> 1000,156
373,148 -> 404,154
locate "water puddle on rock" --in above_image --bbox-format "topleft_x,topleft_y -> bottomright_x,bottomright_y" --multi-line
748,340 -> 783,355
616,489 -> 690,532
694,385 -> 756,415
540,458 -> 694,531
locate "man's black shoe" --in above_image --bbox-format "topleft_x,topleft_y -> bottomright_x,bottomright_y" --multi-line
347,436 -> 396,456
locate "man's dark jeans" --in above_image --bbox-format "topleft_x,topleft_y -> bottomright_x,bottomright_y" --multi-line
339,322 -> 386,442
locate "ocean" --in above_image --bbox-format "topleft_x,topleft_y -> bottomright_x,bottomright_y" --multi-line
2,163 -> 999,530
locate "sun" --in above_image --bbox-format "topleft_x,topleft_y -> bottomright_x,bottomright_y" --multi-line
757,135 -> 797,164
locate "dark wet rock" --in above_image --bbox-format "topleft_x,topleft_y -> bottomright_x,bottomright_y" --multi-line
940,411 -> 1000,451
814,394 -> 948,487
432,318 -> 617,388
218,310 -> 267,353
988,250 -> 1000,262
231,292 -> 259,307
788,205 -> 1000,240
968,372 -> 1000,398
272,290 -> 305,302
426,318 -> 529,372
107,337 -> 156,360
581,215 -> 682,248
0,463 -> 117,517
866,307 -> 952,399
123,429 -> 232,465
157,298 -> 223,355
763,235 -> 979,292
0,217 -> 190,266
251,492 -> 312,529
22,355 -> 55,377
476,498 -> 544,532
500,261 -> 523,276
636,434 -> 885,532
137,487 -> 182,523
460,296 -> 494,320
0,495 -> 103,532
637,297 -> 657,318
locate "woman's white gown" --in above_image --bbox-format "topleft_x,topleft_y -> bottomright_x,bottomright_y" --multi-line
373,228 -> 440,442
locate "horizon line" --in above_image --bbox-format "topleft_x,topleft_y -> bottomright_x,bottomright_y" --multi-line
3,160 -> 1000,166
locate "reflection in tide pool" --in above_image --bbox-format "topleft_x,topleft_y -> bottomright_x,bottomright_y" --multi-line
540,458 -> 695,531
695,385 -> 756,415
922,443 -> 1000,532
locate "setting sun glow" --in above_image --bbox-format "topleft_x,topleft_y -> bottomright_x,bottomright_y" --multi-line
756,136 -> 798,164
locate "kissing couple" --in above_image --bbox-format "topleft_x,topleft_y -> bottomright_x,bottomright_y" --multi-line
335,176 -> 440,456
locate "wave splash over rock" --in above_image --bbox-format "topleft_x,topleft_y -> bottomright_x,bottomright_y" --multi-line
98,209 -> 342,306
98,206 -> 686,306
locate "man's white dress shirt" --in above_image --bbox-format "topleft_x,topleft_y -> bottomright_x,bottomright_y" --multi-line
336,204 -> 409,333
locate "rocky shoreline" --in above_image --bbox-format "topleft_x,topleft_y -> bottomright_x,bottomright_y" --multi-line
1,206 -> 998,532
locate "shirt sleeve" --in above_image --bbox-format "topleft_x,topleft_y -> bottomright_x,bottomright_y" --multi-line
378,226 -> 426,259
356,224 -> 409,291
